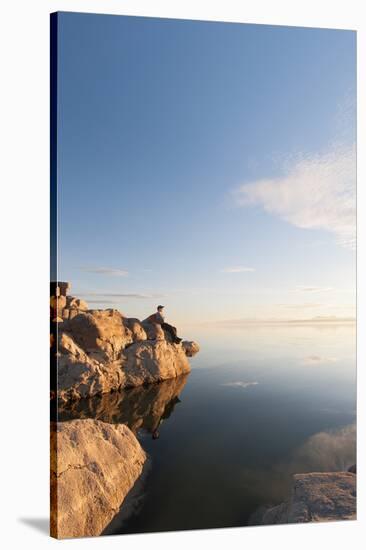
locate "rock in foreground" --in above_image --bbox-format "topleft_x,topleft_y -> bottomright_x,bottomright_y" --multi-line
50,419 -> 146,539
55,307 -> 199,402
262,472 -> 356,524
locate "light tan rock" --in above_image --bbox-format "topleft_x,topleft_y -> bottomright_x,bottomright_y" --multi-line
61,309 -> 133,362
57,333 -> 125,402
122,339 -> 191,387
125,318 -> 147,342
182,340 -> 200,357
262,472 -> 356,524
56,302 -> 199,401
66,296 -> 89,311
50,419 -> 146,539
56,331 -> 197,402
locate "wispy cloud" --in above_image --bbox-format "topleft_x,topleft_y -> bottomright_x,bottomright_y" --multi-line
302,355 -> 338,364
214,316 -> 355,326
221,266 -> 255,273
222,381 -> 259,389
294,286 -> 334,293
277,303 -> 322,309
234,144 -> 356,249
78,292 -> 166,300
79,267 -> 129,276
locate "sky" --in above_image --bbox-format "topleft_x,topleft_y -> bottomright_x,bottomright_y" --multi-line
56,12 -> 356,325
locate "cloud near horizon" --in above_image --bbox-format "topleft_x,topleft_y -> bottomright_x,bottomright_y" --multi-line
302,355 -> 338,364
78,292 -> 166,300
294,286 -> 334,293
234,144 -> 356,249
221,266 -> 255,273
79,267 -> 129,276
214,315 -> 355,326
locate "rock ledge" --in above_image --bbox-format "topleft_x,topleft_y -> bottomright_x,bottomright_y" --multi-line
53,304 -> 199,402
262,472 -> 356,524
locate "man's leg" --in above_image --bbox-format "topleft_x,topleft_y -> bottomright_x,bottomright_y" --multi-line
162,323 -> 182,343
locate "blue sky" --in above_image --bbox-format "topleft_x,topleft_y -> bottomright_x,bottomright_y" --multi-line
57,13 -> 356,325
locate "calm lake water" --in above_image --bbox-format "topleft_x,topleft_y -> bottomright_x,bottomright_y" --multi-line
59,324 -> 356,534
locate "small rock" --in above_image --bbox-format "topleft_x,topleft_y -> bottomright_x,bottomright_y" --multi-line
182,340 -> 200,357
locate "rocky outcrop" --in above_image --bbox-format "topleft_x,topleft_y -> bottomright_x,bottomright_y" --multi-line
261,472 -> 356,524
121,339 -> 191,387
50,419 -> 147,539
55,306 -> 199,402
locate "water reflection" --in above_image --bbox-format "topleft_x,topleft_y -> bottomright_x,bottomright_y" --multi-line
58,374 -> 189,438
287,423 -> 356,473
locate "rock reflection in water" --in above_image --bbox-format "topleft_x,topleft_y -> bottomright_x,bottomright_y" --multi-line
57,374 -> 189,438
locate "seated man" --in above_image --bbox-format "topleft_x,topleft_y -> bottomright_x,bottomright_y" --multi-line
143,305 -> 182,344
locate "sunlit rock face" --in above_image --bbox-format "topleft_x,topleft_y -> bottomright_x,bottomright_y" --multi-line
61,309 -> 135,362
261,472 -> 356,524
50,419 -> 146,539
55,307 -> 199,402
182,341 -> 200,357
122,340 -> 191,387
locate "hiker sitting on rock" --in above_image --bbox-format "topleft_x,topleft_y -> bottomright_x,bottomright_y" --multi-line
143,305 -> 182,344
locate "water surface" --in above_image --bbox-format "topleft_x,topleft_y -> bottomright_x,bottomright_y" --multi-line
59,324 -> 356,534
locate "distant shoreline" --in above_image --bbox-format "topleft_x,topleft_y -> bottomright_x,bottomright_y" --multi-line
206,318 -> 356,328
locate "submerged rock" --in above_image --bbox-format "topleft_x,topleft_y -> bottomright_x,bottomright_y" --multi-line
261,472 -> 356,524
55,306 -> 199,402
50,419 -> 146,539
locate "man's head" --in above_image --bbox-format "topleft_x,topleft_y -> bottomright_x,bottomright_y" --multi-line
157,305 -> 164,312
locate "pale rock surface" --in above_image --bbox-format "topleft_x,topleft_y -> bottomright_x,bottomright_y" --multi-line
50,419 -> 146,539
125,318 -> 147,342
182,340 -> 200,357
61,309 -> 133,362
56,307 -> 199,401
66,296 -> 89,311
57,332 -> 125,402
262,472 -> 356,524
122,340 -> 191,387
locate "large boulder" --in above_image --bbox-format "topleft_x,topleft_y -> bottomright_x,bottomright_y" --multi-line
57,333 -> 125,402
124,318 -> 147,342
50,419 -> 146,539
122,340 -> 191,387
262,472 -> 356,524
60,309 -> 133,362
